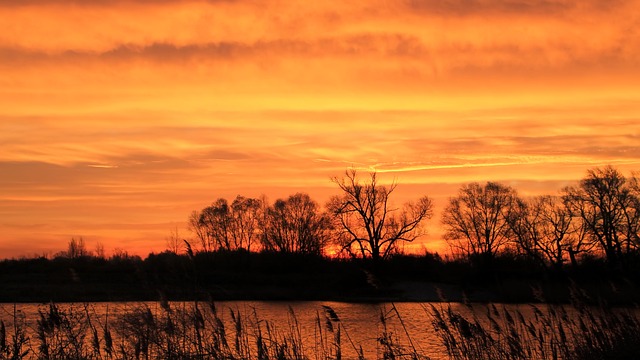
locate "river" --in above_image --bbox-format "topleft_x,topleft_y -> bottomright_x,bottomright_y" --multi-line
1,301 -> 634,359
2,301 -> 453,359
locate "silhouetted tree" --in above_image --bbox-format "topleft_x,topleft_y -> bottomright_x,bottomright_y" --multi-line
190,195 -> 262,252
509,195 -> 592,269
261,193 -> 331,255
165,226 -> 183,254
188,210 -> 213,252
199,198 -> 233,251
111,248 -> 135,261
442,182 -> 517,263
630,173 -> 640,249
94,242 -> 106,259
328,169 -> 433,262
229,196 -> 262,252
563,166 -> 640,266
67,237 -> 88,258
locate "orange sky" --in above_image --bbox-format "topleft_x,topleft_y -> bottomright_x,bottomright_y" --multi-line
1,0 -> 640,258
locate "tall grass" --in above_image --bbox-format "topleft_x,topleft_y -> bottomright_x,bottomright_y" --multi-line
377,304 -> 429,360
111,300 -> 310,359
0,304 -> 30,359
1,296 -> 639,360
0,301 -> 429,360
429,287 -> 640,360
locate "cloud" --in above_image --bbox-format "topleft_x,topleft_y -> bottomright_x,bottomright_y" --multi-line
0,0 -> 240,6
402,0 -> 566,16
398,0 -> 631,17
1,0 -> 640,257
2,30 -> 637,73
1,0 -> 638,80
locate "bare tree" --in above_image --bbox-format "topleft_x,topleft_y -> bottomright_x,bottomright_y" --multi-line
189,210 -> 213,252
327,169 -> 433,261
95,242 -> 106,259
261,193 -> 331,255
199,198 -> 233,251
563,166 -> 639,266
509,196 -> 548,266
442,182 -> 517,262
628,172 -> 640,251
509,195 -> 591,269
190,196 -> 263,252
165,226 -> 183,254
229,196 -> 262,252
67,237 -> 88,258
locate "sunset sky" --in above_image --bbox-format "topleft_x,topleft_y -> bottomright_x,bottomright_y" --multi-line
1,0 -> 640,258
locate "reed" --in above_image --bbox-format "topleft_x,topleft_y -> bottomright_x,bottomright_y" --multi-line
112,301 -> 317,360
378,304 -> 429,360
0,304 -> 30,360
1,294 -> 639,360
428,293 -> 640,360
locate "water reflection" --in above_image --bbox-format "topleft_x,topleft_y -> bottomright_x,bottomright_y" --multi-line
0,301 -> 450,359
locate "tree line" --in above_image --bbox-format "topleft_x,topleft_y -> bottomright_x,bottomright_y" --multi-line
443,166 -> 640,270
3,165 -> 638,303
187,169 -> 434,262
187,166 -> 640,271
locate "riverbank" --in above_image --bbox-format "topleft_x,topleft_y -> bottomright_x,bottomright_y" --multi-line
3,274 -> 639,305
2,251 -> 639,305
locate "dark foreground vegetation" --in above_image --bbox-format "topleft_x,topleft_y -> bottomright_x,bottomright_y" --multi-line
2,249 -> 640,304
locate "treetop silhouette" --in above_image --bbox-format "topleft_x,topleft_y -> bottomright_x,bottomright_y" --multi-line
327,169 -> 434,261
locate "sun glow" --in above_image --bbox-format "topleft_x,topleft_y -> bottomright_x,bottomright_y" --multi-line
1,0 -> 640,258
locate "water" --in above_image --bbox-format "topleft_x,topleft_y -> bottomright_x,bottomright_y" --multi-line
1,301 -> 624,359
1,301 -> 451,359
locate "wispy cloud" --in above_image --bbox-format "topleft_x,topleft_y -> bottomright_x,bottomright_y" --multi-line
0,0 -> 639,257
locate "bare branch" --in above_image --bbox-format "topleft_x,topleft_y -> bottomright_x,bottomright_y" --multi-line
328,169 -> 433,261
